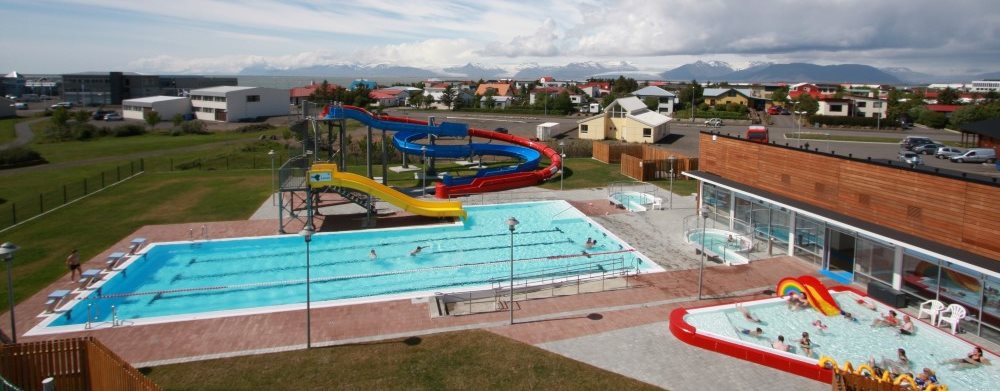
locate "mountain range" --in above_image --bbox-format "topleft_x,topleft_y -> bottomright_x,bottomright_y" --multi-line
237,60 -> 998,84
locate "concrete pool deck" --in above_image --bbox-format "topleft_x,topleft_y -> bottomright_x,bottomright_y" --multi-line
3,185 -> 834,389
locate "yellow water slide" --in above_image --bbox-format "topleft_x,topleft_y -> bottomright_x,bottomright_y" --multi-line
307,163 -> 466,219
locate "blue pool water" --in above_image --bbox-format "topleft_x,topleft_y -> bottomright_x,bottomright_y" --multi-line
687,230 -> 749,264
46,201 -> 656,328
684,292 -> 1000,391
609,192 -> 655,212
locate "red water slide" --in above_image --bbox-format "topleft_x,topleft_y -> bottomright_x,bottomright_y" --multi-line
435,129 -> 561,198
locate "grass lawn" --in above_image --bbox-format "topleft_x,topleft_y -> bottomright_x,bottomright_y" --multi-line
144,330 -> 661,391
28,127 -> 285,163
537,158 -> 631,190
0,170 -> 269,311
0,117 -> 18,144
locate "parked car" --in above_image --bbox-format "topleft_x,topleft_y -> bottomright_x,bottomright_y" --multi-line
912,143 -> 944,155
104,112 -> 123,121
494,127 -> 508,134
92,110 -> 113,120
13,102 -> 28,110
949,148 -> 997,163
899,136 -> 934,150
934,147 -> 963,159
767,106 -> 781,115
898,151 -> 923,166
705,118 -> 724,127
50,102 -> 73,109
780,108 -> 790,115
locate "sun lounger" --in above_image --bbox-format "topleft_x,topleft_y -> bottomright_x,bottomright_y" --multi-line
78,269 -> 101,289
45,290 -> 71,313
106,251 -> 126,270
128,237 -> 147,254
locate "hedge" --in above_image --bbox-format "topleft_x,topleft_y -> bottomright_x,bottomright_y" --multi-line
807,115 -> 880,127
0,147 -> 48,169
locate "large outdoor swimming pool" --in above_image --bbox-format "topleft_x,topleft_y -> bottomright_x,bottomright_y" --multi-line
684,291 -> 1000,391
33,201 -> 659,333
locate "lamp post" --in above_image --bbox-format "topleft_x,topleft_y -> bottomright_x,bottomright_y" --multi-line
1,242 -> 19,343
268,150 -> 277,206
667,155 -> 676,209
558,141 -> 566,191
421,145 -> 428,196
697,207 -> 709,300
298,226 -> 314,348
507,217 -> 519,325
794,110 -> 806,148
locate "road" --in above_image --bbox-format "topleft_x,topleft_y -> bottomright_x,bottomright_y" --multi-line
0,117 -> 42,150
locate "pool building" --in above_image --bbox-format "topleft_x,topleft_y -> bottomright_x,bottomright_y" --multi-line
686,131 -> 1000,345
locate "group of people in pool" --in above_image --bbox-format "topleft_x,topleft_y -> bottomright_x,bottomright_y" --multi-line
733,293 -> 991,388
365,245 -> 425,260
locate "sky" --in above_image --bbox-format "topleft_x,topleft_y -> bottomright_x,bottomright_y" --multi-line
1,0 -> 998,76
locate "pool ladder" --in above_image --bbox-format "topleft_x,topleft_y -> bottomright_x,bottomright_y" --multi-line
84,303 -> 121,329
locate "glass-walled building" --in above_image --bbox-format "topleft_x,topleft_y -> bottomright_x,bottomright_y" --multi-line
693,174 -> 1000,343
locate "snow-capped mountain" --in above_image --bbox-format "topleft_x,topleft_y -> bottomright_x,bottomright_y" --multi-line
659,60 -> 737,81
513,61 -> 640,80
441,63 -> 508,79
238,63 -> 439,78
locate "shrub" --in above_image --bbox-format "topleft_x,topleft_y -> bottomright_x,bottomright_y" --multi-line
71,123 -> 99,140
0,147 -> 47,168
808,115 -> 880,128
235,123 -> 275,133
180,120 -> 208,134
113,124 -> 146,137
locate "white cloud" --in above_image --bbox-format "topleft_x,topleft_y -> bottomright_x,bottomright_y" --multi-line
483,19 -> 561,57
353,39 -> 481,66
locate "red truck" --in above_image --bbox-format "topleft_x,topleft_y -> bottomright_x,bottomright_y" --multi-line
747,125 -> 769,143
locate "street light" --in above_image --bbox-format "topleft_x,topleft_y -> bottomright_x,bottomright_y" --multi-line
697,207 -> 709,300
421,145 -> 428,196
507,217 -> 519,325
667,156 -> 676,210
298,226 -> 314,348
1,242 -> 19,343
794,111 -> 806,148
558,141 -> 566,191
268,150 -> 277,206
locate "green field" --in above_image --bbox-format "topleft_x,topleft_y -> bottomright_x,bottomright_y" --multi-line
145,330 -> 661,391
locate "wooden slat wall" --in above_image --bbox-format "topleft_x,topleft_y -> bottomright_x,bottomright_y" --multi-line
0,337 -> 161,391
700,133 -> 1000,262
591,141 -> 642,163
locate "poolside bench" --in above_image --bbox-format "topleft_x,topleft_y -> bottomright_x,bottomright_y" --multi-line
106,251 -> 127,270
45,290 -> 71,313
128,237 -> 147,254
78,269 -> 102,289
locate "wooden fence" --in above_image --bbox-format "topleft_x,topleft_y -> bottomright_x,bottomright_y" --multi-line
0,337 -> 161,391
593,141 -> 698,181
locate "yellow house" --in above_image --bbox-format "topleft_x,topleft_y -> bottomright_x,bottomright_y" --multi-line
577,96 -> 671,143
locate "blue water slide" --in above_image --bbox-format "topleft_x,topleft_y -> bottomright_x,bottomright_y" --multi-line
324,105 -> 541,186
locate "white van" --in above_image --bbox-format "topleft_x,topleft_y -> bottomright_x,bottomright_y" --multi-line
949,148 -> 996,163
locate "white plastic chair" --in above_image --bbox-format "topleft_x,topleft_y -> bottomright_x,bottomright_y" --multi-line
936,303 -> 967,335
917,299 -> 945,324
652,197 -> 663,210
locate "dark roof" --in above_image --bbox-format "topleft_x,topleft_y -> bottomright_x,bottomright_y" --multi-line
958,118 -> 1000,139
685,170 -> 1000,274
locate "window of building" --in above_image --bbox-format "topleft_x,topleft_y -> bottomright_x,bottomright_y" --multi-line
611,105 -> 626,118
214,96 -> 226,102
874,102 -> 882,108
643,128 -> 652,137
580,124 -> 588,133
794,214 -> 825,265
854,236 -> 894,286
830,104 -> 843,112
246,95 -> 260,102
857,102 -> 867,108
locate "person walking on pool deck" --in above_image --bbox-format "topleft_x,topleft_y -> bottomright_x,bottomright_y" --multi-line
66,249 -> 81,282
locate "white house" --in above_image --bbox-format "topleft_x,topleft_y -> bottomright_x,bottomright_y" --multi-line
480,95 -> 513,109
816,98 -> 852,117
369,88 -> 409,107
189,86 -> 288,122
847,96 -> 887,119
630,86 -> 676,116
121,96 -> 191,121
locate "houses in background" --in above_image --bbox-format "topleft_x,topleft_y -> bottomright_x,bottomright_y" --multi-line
630,86 -> 676,115
121,96 -> 191,121
577,96 -> 671,143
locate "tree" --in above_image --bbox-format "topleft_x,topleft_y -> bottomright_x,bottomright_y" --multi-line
409,93 -> 423,108
677,80 -> 703,109
172,113 -> 184,127
949,101 -> 1000,128
144,111 -> 161,129
440,85 -> 454,109
771,86 -> 789,105
938,87 -> 960,105
423,94 -> 435,109
917,109 -> 948,128
983,91 -> 999,104
553,91 -> 572,113
796,94 -> 819,115
643,97 -> 659,111
307,80 -> 336,103
72,109 -> 90,123
50,107 -> 69,128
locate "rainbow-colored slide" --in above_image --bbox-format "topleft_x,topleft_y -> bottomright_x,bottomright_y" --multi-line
777,275 -> 842,316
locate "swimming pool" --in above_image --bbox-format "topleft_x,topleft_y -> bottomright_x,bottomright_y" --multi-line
608,191 -> 657,212
686,229 -> 751,265
678,290 -> 1000,390
31,201 -> 660,333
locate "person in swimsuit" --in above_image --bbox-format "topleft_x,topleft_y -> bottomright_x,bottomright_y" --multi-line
738,327 -> 764,338
772,335 -> 790,352
410,246 -> 423,256
898,315 -> 915,335
736,303 -> 761,323
369,249 -> 377,260
871,310 -> 899,328
798,331 -> 813,357
66,249 -> 81,282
